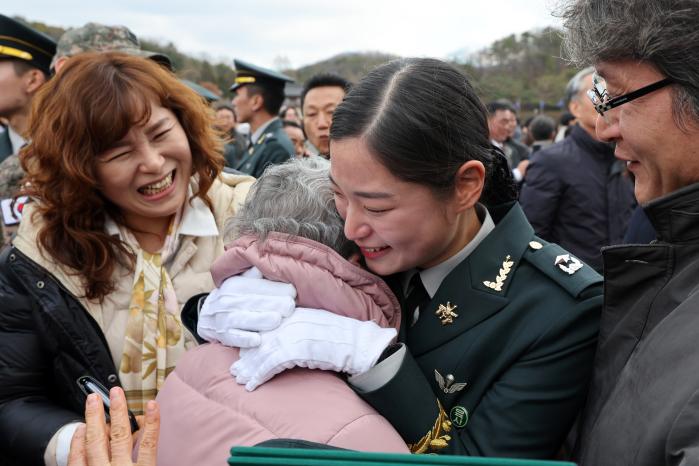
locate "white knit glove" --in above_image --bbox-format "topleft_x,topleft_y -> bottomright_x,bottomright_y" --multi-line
197,267 -> 297,348
230,308 -> 397,391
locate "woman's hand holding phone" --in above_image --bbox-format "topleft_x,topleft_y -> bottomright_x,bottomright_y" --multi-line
67,387 -> 160,466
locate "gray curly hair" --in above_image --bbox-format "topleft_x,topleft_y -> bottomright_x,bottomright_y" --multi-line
558,0 -> 699,125
226,158 -> 355,257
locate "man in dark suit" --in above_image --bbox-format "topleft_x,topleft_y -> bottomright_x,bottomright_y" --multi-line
487,100 -> 530,184
0,15 -> 55,163
230,59 -> 295,178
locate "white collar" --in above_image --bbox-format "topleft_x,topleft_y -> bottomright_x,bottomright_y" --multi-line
403,204 -> 495,298
7,126 -> 26,154
105,185 -> 219,240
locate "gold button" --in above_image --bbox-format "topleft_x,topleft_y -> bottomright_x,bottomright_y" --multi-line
529,241 -> 543,250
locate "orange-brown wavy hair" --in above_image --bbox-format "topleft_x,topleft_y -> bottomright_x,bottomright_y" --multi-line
21,52 -> 225,302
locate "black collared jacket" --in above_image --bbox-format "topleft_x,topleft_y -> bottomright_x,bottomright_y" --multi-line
520,125 -> 636,272
577,182 -> 699,466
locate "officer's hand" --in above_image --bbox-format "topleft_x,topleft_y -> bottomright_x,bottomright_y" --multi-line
67,387 -> 160,466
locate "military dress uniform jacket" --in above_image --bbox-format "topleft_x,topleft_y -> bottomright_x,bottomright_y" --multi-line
575,182 -> 699,466
356,202 -> 603,459
234,119 -> 294,178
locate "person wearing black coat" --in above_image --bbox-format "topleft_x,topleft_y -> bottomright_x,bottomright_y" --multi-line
519,68 -> 637,273
0,248 -> 118,466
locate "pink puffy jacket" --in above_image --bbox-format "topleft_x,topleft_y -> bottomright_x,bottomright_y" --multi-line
155,233 -> 408,465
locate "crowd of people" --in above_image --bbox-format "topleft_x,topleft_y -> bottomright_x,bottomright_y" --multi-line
1,0 -> 699,465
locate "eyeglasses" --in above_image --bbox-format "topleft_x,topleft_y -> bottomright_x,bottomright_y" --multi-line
587,72 -> 674,120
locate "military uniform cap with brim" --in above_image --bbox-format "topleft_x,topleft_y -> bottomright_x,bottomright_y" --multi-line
52,22 -> 172,70
0,14 -> 57,75
230,58 -> 294,92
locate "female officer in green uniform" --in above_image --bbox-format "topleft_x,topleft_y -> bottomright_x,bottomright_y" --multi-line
207,58 -> 603,459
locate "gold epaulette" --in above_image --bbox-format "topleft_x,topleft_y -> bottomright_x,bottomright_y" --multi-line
408,399 -> 452,454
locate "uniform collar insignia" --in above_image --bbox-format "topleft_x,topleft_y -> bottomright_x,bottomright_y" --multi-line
483,255 -> 514,292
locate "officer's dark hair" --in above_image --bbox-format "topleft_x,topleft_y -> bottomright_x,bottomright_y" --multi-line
301,73 -> 351,110
330,58 -> 516,206
245,82 -> 285,116
529,115 -> 557,141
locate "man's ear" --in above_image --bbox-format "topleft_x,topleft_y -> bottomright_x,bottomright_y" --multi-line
25,69 -> 47,94
568,99 -> 582,120
53,56 -> 69,74
453,160 -> 486,213
250,93 -> 264,112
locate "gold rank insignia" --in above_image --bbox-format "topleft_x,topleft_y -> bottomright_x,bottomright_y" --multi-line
435,302 -> 458,325
408,400 -> 453,454
483,255 -> 514,292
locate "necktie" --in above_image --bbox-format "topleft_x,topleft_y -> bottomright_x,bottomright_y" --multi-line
404,273 -> 430,328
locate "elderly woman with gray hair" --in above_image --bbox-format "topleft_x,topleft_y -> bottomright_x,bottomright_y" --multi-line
153,158 -> 408,465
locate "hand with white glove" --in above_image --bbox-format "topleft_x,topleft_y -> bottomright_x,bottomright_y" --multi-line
230,308 -> 397,391
197,267 -> 297,348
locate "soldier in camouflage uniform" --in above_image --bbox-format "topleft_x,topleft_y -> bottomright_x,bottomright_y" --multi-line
0,23 -> 172,245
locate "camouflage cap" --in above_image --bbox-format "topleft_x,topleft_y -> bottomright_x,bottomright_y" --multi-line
52,22 -> 172,70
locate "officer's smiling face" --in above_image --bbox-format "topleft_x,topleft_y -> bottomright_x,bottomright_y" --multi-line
330,137 -> 482,276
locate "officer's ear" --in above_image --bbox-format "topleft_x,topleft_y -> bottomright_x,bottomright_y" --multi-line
452,160 -> 485,213
249,93 -> 264,113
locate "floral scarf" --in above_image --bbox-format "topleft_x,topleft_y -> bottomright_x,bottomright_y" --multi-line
118,214 -> 185,414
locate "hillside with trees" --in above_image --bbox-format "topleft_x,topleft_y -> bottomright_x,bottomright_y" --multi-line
19,16 -> 576,109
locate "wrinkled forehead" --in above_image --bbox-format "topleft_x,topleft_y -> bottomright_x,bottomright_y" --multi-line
594,59 -> 655,85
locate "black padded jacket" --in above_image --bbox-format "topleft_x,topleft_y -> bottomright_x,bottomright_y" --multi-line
0,247 -> 120,466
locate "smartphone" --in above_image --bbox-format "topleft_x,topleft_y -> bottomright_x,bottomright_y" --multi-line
76,375 -> 139,433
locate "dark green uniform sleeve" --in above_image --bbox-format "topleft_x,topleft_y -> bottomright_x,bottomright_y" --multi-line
355,347 -> 447,452
355,284 -> 602,458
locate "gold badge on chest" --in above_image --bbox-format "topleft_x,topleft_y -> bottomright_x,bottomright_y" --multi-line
483,255 -> 514,292
435,301 -> 458,325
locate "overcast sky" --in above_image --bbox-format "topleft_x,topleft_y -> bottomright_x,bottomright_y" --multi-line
8,0 -> 562,69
